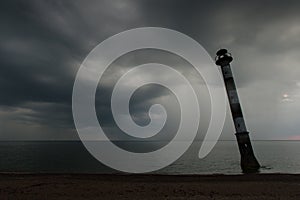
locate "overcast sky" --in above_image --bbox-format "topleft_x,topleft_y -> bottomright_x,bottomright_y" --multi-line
1,0 -> 300,141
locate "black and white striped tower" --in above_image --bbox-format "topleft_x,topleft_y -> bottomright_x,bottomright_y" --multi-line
215,49 -> 260,173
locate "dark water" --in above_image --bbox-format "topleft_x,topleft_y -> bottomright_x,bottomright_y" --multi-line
0,141 -> 299,174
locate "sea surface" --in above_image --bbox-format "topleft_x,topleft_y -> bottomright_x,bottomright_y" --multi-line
0,141 -> 299,174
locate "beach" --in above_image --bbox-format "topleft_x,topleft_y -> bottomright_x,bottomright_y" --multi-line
0,173 -> 299,199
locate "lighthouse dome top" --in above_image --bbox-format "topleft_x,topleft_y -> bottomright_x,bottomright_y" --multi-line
216,49 -> 228,56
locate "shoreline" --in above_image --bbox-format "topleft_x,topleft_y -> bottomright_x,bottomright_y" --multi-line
1,173 -> 300,199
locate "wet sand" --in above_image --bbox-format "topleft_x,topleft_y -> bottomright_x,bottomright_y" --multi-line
0,173 -> 300,199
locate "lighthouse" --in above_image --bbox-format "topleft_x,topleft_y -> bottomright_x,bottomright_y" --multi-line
215,49 -> 260,173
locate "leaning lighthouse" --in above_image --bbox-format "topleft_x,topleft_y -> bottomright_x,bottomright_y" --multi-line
215,49 -> 260,173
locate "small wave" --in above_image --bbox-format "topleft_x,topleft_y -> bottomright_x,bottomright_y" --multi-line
260,165 -> 272,170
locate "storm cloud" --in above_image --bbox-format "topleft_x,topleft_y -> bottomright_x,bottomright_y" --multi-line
1,0 -> 300,140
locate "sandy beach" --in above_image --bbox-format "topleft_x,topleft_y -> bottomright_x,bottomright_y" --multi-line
0,173 -> 299,199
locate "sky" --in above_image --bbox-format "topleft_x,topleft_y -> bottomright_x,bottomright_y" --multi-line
1,0 -> 300,141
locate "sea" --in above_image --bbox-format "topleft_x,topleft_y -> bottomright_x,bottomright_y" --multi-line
0,141 -> 299,174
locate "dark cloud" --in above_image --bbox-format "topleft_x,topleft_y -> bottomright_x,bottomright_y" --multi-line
1,0 -> 300,140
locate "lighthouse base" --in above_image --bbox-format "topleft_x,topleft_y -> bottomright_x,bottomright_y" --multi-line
235,132 -> 260,173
